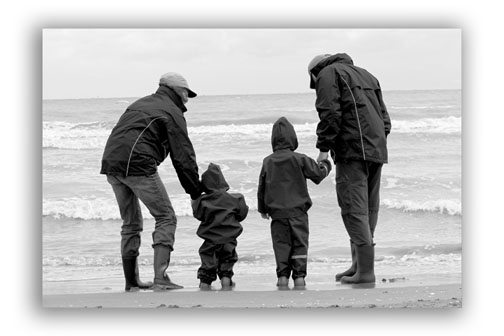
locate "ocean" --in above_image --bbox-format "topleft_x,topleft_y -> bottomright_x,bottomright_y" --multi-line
42,90 -> 462,295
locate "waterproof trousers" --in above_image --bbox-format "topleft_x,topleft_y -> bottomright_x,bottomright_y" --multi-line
107,173 -> 178,258
197,239 -> 238,284
270,213 -> 309,279
336,160 -> 382,247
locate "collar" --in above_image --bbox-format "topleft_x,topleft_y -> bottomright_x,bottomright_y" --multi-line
156,85 -> 187,112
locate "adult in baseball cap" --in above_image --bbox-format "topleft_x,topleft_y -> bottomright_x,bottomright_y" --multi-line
101,71 -> 203,291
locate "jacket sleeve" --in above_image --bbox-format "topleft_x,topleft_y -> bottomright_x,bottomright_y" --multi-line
235,194 -> 249,222
191,197 -> 204,221
257,163 -> 268,214
166,114 -> 202,200
315,67 -> 343,152
376,88 -> 391,137
301,155 -> 331,185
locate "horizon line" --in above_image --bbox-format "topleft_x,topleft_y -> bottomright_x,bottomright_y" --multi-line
43,88 -> 462,101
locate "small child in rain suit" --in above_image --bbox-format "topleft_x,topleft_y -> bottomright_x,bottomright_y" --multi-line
257,117 -> 331,289
192,163 -> 249,289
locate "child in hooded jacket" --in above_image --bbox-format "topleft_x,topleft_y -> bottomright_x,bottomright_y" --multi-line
192,163 -> 249,289
258,117 -> 331,288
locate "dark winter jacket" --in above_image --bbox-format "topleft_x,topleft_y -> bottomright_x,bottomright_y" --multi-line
257,117 -> 331,219
192,163 -> 248,244
310,53 -> 391,163
100,85 -> 202,199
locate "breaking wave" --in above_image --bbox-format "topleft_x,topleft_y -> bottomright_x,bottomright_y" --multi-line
43,117 -> 461,150
382,198 -> 461,216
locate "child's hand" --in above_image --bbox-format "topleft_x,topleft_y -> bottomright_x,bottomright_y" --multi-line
317,151 -> 329,163
260,213 -> 270,220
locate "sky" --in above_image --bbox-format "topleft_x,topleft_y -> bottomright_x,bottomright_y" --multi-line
42,28 -> 461,99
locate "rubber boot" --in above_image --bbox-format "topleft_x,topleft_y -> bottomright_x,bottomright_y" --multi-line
276,276 -> 289,287
122,257 -> 153,292
335,240 -> 357,281
293,277 -> 306,289
221,276 -> 235,290
153,246 -> 183,290
340,245 -> 375,284
199,282 -> 212,291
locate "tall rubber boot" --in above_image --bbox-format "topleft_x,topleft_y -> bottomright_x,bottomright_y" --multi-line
122,257 -> 153,292
340,245 -> 375,284
153,246 -> 183,290
335,240 -> 357,281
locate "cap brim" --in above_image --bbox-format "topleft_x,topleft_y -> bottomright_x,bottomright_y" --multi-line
187,89 -> 197,98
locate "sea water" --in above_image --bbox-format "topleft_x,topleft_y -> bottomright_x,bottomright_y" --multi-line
42,90 -> 461,294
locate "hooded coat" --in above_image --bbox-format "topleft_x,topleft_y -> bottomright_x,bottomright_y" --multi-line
100,85 -> 202,199
257,117 -> 331,219
310,53 -> 391,164
192,163 -> 248,244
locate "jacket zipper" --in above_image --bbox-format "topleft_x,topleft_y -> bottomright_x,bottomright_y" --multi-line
340,77 -> 366,161
125,117 -> 168,176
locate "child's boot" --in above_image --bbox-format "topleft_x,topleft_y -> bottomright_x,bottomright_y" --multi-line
293,277 -> 306,289
221,276 -> 235,289
199,282 -> 212,291
276,276 -> 289,288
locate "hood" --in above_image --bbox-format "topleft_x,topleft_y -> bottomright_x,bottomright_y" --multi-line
309,53 -> 354,89
201,163 -> 229,193
271,117 -> 298,152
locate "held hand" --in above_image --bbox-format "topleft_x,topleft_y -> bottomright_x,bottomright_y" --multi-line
260,213 -> 270,220
319,164 -> 329,177
191,199 -> 198,209
317,151 -> 329,163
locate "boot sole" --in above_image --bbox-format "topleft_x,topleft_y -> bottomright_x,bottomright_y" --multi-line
340,275 -> 375,284
153,284 -> 183,291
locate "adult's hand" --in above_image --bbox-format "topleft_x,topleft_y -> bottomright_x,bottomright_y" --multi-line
317,151 -> 329,163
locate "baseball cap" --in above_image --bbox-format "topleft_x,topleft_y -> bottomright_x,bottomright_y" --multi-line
159,72 -> 197,98
308,54 -> 331,89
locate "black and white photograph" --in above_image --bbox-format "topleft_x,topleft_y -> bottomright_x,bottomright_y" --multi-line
41,28 -> 461,308
5,1 -> 504,335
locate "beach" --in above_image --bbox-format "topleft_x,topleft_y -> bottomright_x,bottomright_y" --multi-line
43,282 -> 461,309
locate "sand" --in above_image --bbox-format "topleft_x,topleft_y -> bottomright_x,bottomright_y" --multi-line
43,282 -> 462,309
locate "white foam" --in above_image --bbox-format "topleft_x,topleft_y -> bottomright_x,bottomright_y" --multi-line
43,194 -> 259,220
392,116 -> 460,133
43,196 -> 195,220
382,198 -> 461,216
43,121 -> 110,149
43,193 -> 259,220
42,116 -> 461,150
389,105 -> 456,110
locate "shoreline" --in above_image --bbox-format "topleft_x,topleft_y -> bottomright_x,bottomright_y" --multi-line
43,281 -> 462,308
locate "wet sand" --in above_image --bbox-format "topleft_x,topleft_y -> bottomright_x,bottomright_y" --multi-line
43,282 -> 461,308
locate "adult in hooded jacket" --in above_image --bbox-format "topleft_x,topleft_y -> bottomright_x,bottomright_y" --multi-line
100,72 -> 202,291
308,53 -> 391,284
258,117 -> 331,288
192,163 -> 248,289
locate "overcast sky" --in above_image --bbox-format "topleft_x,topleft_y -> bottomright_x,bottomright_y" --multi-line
43,28 -> 461,99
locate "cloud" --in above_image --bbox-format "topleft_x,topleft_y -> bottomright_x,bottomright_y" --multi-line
43,29 -> 461,99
